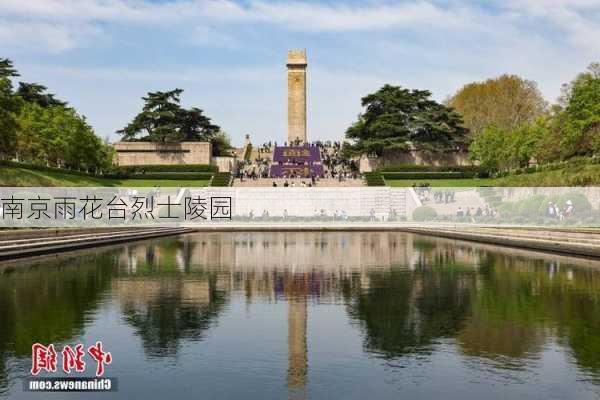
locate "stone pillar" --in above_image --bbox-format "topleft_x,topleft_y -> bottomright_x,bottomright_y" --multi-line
287,49 -> 307,144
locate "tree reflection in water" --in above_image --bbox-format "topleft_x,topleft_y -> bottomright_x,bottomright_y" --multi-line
115,238 -> 228,359
0,253 -> 115,394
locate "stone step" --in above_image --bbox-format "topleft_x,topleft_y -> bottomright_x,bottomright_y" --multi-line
0,227 -> 192,261
459,228 -> 600,245
413,227 -> 600,247
0,228 -> 151,247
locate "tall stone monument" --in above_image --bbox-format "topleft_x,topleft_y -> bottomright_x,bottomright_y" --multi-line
287,49 -> 307,144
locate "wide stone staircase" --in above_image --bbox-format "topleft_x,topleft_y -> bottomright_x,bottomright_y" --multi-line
232,177 -> 365,187
418,189 -> 487,215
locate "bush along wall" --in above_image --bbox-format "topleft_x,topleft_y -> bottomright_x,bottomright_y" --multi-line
496,192 -> 593,220
412,206 -> 438,221
122,172 -> 214,180
116,164 -> 217,173
381,171 -> 477,180
210,172 -> 232,186
363,172 -> 386,186
2,160 -> 217,181
378,164 -> 487,176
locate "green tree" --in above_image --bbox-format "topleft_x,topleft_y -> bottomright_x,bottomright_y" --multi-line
0,58 -> 22,159
1,57 -> 111,170
469,125 -> 508,172
180,106 -> 220,141
561,62 -> 600,156
469,119 -> 550,172
210,131 -> 234,156
16,102 -> 112,171
118,89 -> 185,142
118,89 -> 222,146
447,74 -> 546,137
345,84 -> 468,156
16,82 -> 67,108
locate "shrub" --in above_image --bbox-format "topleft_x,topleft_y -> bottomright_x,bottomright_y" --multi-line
123,172 -> 213,180
516,194 -> 547,217
552,192 -> 592,214
378,164 -> 483,173
363,172 -> 386,186
382,171 -> 476,179
210,172 -> 232,186
412,206 -> 438,221
117,164 -> 217,173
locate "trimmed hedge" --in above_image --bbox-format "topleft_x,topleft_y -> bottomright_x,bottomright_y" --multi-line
1,160 -> 215,181
210,172 -> 232,186
378,164 -> 484,173
124,172 -> 213,180
363,172 -> 386,186
117,164 -> 217,173
382,171 -> 476,179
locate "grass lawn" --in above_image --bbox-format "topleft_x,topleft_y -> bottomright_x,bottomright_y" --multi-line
0,167 -> 210,187
386,178 -> 496,187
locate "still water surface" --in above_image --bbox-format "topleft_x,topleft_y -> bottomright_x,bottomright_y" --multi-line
1,232 -> 600,399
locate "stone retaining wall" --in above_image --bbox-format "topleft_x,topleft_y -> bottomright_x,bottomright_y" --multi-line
195,187 -> 409,219
113,142 -> 212,166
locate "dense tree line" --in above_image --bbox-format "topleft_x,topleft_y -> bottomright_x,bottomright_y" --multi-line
0,58 -> 113,172
118,88 -> 233,156
346,63 -> 599,174
450,64 -> 600,172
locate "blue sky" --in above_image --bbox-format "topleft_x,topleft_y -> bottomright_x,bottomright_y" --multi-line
1,0 -> 599,146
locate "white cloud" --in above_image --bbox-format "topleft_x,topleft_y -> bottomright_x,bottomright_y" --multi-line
0,0 -> 249,24
500,0 -> 600,53
0,19 -> 100,53
1,0 -> 598,54
0,0 -> 492,33
248,1 -> 473,31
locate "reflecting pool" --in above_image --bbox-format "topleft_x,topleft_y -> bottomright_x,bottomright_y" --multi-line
2,232 -> 600,399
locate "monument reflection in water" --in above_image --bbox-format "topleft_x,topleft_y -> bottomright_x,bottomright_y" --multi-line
2,232 -> 600,399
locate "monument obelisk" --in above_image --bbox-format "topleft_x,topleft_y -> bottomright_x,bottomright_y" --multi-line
287,49 -> 307,144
